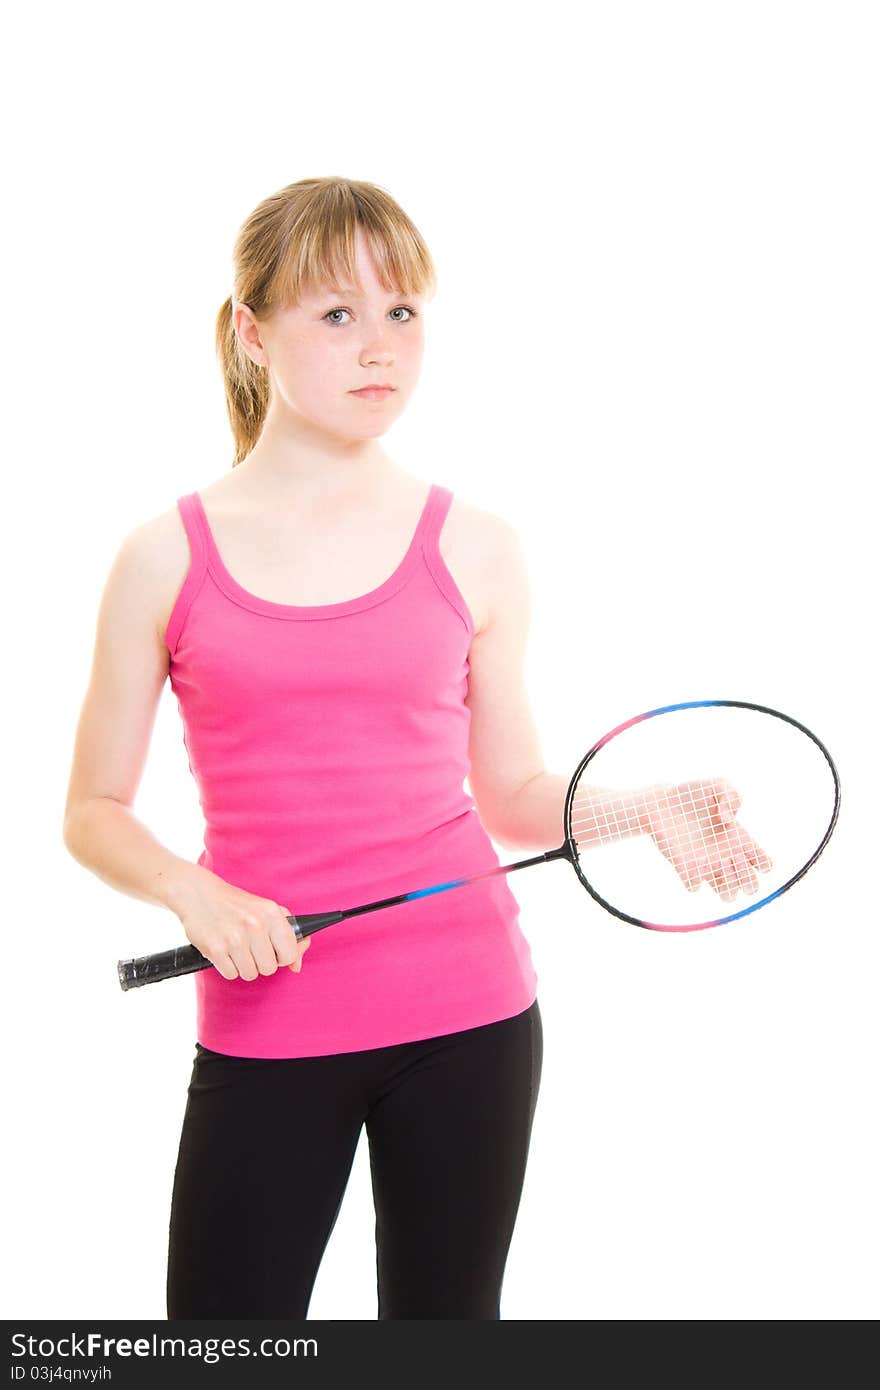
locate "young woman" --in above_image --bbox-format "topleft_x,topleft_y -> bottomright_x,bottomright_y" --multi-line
63,176 -> 551,1320
63,176 -> 768,1320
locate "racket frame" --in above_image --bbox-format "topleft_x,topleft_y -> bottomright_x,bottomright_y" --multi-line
564,699 -> 841,932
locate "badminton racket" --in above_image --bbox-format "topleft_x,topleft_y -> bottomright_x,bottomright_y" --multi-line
117,699 -> 840,990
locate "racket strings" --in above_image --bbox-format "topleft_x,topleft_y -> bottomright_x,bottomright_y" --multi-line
570,777 -> 774,900
573,780 -> 740,843
569,785 -> 648,845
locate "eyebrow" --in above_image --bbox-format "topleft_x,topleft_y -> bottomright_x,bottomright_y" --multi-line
324,285 -> 412,299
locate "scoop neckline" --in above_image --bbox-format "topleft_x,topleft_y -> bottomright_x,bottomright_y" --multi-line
191,483 -> 438,620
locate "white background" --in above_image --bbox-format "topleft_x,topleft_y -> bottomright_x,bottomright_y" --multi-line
4,0 -> 876,1321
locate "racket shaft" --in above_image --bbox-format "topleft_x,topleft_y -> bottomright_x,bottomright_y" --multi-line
289,853 -> 566,936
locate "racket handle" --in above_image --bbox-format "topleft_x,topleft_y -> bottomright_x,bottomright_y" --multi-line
117,943 -> 209,990
117,910 -> 348,991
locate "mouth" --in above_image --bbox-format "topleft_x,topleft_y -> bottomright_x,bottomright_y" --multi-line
349,385 -> 395,398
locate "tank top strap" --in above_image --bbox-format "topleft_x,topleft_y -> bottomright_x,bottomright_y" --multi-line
416,484 -> 473,636
177,492 -> 211,562
165,494 -> 209,656
419,483 -> 454,558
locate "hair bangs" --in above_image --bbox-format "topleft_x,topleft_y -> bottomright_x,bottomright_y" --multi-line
271,186 -> 436,310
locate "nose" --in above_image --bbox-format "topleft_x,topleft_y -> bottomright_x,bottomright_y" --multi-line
360,341 -> 395,366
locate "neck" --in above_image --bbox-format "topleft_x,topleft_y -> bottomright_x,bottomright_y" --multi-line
233,434 -> 399,508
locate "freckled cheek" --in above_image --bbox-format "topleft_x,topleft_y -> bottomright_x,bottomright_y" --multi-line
277,338 -> 347,400
387,336 -> 424,388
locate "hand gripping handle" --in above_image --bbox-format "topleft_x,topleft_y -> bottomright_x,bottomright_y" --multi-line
116,910 -> 347,990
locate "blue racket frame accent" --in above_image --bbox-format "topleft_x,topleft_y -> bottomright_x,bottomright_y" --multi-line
406,879 -> 468,899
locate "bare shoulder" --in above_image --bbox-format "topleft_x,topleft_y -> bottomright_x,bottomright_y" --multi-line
114,503 -> 192,646
445,492 -> 514,545
442,493 -> 527,635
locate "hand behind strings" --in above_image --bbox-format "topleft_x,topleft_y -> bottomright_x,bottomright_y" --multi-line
644,777 -> 773,902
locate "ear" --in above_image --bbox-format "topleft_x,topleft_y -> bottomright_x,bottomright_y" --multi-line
233,302 -> 269,369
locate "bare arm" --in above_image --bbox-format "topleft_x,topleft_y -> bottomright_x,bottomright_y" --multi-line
463,517 -> 547,849
465,518 -> 655,851
496,771 -> 657,851
63,801 -> 201,914
61,520 -> 200,914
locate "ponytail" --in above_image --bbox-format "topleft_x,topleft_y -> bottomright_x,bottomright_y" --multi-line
215,294 -> 271,468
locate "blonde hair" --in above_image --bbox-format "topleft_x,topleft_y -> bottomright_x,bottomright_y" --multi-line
215,176 -> 438,466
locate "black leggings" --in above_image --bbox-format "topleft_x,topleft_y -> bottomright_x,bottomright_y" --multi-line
166,998 -> 542,1320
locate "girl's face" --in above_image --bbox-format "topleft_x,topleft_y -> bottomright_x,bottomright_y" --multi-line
235,229 -> 427,444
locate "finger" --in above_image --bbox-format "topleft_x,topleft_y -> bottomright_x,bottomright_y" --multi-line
286,940 -> 311,972
273,905 -> 311,971
719,859 -> 742,900
228,940 -> 260,982
209,950 -> 239,982
269,906 -> 301,968
709,862 -> 739,902
748,839 -> 773,873
227,910 -> 271,980
731,850 -> 759,894
248,925 -> 283,977
675,854 -> 703,892
289,936 -> 312,972
723,823 -> 772,877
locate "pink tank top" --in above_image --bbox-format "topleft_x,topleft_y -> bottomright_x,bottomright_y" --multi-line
164,482 -> 538,1058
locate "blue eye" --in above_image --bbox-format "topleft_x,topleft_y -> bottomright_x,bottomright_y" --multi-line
323,306 -> 418,325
